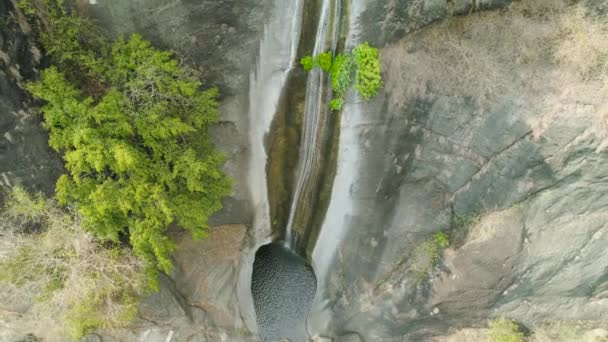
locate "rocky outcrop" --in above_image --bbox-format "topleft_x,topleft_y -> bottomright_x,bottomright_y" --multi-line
89,225 -> 255,342
310,0 -> 608,340
0,0 -> 62,197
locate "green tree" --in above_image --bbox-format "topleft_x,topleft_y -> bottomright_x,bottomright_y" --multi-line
27,34 -> 231,287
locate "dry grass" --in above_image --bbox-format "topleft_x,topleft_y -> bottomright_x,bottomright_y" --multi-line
0,187 -> 146,339
382,0 -> 608,145
554,5 -> 608,80
381,1 -> 562,110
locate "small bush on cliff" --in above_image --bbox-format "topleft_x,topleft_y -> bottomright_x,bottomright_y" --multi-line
302,43 -> 381,111
489,318 -> 524,342
0,187 -> 145,339
353,42 -> 383,100
330,53 -> 355,97
315,51 -> 333,72
411,231 -> 449,279
301,55 -> 314,71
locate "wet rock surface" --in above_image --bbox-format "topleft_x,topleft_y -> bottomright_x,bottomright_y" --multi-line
251,243 -> 317,342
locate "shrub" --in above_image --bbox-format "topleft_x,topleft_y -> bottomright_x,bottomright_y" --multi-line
0,187 -> 146,339
301,55 -> 314,71
26,33 -> 231,287
329,98 -> 344,111
489,318 -> 524,342
330,53 -> 355,97
353,42 -> 383,100
314,51 -> 333,72
411,231 -> 449,279
301,43 -> 382,111
434,231 -> 449,248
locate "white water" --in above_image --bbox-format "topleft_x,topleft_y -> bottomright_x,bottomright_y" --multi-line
308,2 -> 367,333
285,0 -> 341,249
240,0 -> 303,334
248,0 -> 303,244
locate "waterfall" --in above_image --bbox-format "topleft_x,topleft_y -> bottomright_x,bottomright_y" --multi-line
307,0 -> 366,334
248,0 -> 303,244
285,0 -> 342,251
240,0 -> 303,334
312,0 -> 366,281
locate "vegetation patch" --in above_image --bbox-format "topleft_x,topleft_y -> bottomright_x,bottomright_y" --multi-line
489,318 -> 525,342
0,187 -> 146,339
411,231 -> 449,279
300,42 -> 382,111
20,0 -> 231,289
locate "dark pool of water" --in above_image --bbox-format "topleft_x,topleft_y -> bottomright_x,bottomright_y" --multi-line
251,243 -> 317,341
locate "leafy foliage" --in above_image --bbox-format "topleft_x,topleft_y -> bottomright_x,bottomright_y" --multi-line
411,231 -> 449,279
314,51 -> 333,72
0,187 -> 145,339
330,53 -> 355,97
329,98 -> 344,111
26,33 -> 231,287
17,0 -> 106,79
300,55 -> 314,71
301,43 -> 382,111
353,42 -> 383,100
489,318 -> 524,342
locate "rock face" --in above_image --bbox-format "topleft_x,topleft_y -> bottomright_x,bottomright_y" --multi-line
0,0 -> 62,197
127,225 -> 256,342
309,0 -> 608,340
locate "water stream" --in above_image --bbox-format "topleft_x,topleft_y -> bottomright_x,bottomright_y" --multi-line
285,0 -> 342,253
248,0 -> 304,244
248,0 -> 363,340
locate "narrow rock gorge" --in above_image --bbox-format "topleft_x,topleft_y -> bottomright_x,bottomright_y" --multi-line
2,0 -> 608,341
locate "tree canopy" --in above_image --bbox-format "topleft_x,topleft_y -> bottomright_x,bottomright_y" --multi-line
27,33 -> 231,286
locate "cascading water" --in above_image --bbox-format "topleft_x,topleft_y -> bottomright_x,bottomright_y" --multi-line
248,0 -> 303,244
248,0 -> 356,340
241,0 -> 305,338
285,0 -> 342,252
308,0 -> 366,335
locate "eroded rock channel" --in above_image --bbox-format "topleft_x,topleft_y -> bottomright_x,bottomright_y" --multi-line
251,243 -> 317,341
